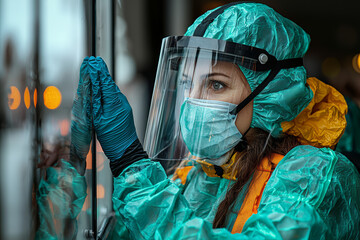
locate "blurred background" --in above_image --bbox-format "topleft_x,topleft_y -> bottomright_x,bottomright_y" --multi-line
0,0 -> 359,239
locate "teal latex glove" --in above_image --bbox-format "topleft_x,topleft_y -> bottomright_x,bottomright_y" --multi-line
70,58 -> 92,175
88,56 -> 138,161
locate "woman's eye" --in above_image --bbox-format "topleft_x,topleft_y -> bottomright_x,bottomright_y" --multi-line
210,80 -> 225,91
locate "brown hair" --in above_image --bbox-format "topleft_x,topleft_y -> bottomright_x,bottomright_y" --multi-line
212,128 -> 300,228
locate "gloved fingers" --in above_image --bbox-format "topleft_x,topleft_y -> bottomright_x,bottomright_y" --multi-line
70,119 -> 92,161
89,56 -> 127,119
72,90 -> 91,131
83,57 -> 138,161
79,56 -> 90,80
88,57 -> 103,122
96,56 -> 110,75
94,57 -> 129,115
77,56 -> 90,97
73,56 -> 92,122
95,57 -> 118,95
70,56 -> 93,163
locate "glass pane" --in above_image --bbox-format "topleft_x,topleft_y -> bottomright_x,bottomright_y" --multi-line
37,0 -> 91,239
1,0 -> 119,238
96,0 -> 114,235
0,0 -> 35,239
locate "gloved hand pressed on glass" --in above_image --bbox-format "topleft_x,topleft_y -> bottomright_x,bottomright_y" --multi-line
88,56 -> 148,176
70,57 -> 93,176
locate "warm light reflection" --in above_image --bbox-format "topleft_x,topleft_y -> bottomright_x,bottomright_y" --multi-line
352,54 -> 360,73
97,184 -> 105,199
96,140 -> 103,153
82,185 -> 105,211
86,149 -> 92,170
85,145 -> 105,171
24,87 -> 30,109
82,188 -> 91,211
97,154 -> 105,171
34,88 -> 38,108
59,119 -> 70,136
43,86 -> 62,109
8,86 -> 21,110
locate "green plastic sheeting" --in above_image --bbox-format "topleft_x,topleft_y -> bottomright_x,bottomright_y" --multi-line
36,160 -> 87,240
112,145 -> 360,239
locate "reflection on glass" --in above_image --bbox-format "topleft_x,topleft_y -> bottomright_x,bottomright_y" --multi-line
34,88 -> 38,108
1,0 -> 35,239
36,138 -> 87,239
24,87 -> 31,109
8,86 -> 21,110
1,0 -> 125,238
43,86 -> 62,110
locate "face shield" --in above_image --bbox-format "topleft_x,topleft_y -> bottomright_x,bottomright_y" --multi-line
144,36 -> 302,169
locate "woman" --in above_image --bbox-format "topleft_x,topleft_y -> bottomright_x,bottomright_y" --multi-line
74,2 -> 360,239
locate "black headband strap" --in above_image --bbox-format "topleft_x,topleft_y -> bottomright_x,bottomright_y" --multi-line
193,2 -> 243,37
230,58 -> 303,115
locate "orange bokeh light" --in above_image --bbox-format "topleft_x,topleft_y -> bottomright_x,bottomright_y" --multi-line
34,88 -> 38,108
24,87 -> 30,109
352,54 -> 360,73
8,86 -> 21,110
43,86 -> 62,109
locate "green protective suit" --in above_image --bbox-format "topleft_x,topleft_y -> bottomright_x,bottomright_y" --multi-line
36,160 -> 87,240
112,145 -> 360,239
110,3 -> 360,239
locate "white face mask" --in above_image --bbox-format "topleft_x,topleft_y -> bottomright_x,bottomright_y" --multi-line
179,98 -> 243,165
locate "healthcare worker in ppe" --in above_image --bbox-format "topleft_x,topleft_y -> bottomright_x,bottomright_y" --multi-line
74,2 -> 360,239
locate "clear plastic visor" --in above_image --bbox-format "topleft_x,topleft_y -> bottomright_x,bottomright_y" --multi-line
144,36 -> 259,173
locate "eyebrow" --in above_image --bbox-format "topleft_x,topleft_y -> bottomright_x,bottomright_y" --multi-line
182,72 -> 230,79
206,72 -> 230,78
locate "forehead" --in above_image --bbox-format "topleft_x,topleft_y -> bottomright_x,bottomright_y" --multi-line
181,58 -> 242,75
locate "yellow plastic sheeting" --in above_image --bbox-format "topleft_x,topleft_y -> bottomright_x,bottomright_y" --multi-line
172,166 -> 194,185
282,77 -> 347,148
197,152 -> 241,180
